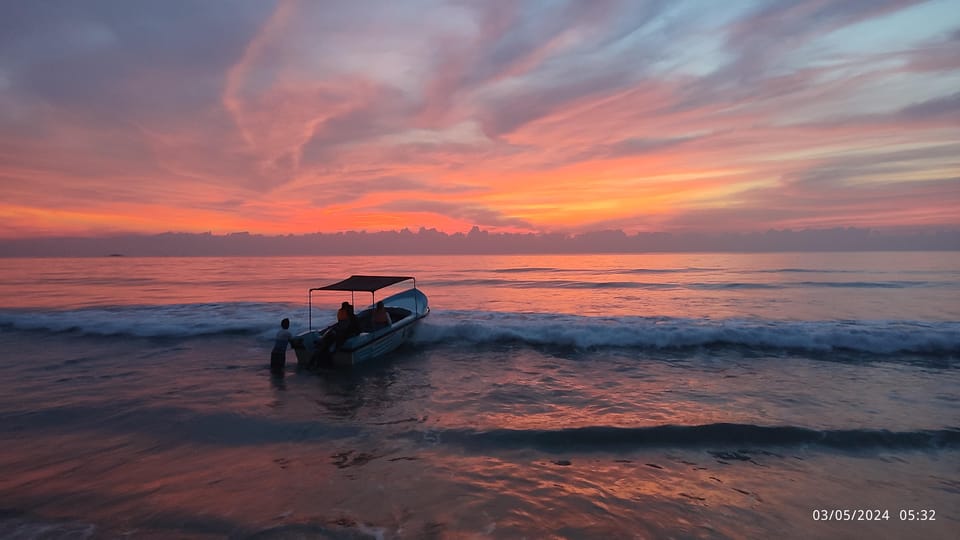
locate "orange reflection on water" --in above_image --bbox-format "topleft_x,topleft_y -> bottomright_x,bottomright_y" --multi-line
0,431 -> 343,536
421,342 -> 754,434
417,251 -> 798,319
420,450 -> 777,539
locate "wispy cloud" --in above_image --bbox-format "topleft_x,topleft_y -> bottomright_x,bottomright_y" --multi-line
374,199 -> 535,230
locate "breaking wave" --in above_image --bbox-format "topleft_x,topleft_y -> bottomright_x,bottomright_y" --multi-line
414,311 -> 960,356
1,305 -> 957,356
0,303 -> 295,338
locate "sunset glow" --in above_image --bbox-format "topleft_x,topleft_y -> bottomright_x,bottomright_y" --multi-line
1,0 -> 958,238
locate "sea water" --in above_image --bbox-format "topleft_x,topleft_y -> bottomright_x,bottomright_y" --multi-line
0,252 -> 957,539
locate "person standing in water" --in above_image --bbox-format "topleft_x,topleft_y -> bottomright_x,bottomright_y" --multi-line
271,318 -> 292,374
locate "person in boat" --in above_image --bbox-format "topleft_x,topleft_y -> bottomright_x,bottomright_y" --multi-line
334,301 -> 360,346
337,301 -> 353,323
271,318 -> 292,374
372,301 -> 392,329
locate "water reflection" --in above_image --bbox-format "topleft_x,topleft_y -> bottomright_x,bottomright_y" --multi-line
289,361 -> 421,423
269,372 -> 287,391
5,253 -> 958,320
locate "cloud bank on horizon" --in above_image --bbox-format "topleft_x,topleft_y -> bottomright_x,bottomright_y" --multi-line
0,0 -> 958,238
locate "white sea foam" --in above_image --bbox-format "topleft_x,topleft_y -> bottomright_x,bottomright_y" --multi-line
0,516 -> 96,540
0,305 -> 957,355
413,310 -> 960,355
0,303 -> 296,339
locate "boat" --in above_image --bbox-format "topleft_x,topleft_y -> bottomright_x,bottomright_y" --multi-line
290,275 -> 429,368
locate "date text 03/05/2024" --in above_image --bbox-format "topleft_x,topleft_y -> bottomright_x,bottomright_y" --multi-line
812,509 -> 937,521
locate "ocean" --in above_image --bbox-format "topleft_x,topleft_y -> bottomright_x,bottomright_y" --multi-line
0,252 -> 957,539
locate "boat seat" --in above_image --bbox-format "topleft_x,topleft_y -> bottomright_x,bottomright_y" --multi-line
356,307 -> 413,332
387,307 -> 412,321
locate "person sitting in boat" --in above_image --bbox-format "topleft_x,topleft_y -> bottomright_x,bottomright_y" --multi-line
334,302 -> 360,346
372,301 -> 392,330
337,302 -> 352,323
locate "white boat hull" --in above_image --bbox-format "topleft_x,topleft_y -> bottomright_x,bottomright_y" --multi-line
292,287 -> 428,368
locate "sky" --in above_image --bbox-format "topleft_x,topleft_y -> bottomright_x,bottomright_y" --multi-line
0,0 -> 958,239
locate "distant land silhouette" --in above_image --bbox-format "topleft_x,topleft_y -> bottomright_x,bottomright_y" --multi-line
0,227 -> 957,257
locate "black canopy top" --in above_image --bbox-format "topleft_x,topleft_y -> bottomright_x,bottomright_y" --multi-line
312,275 -> 414,293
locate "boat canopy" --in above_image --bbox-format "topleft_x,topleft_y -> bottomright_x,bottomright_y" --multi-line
312,275 -> 414,293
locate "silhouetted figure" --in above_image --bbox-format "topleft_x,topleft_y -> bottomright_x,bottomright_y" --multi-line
334,302 -> 359,347
271,318 -> 292,374
372,301 -> 392,329
337,301 -> 352,323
